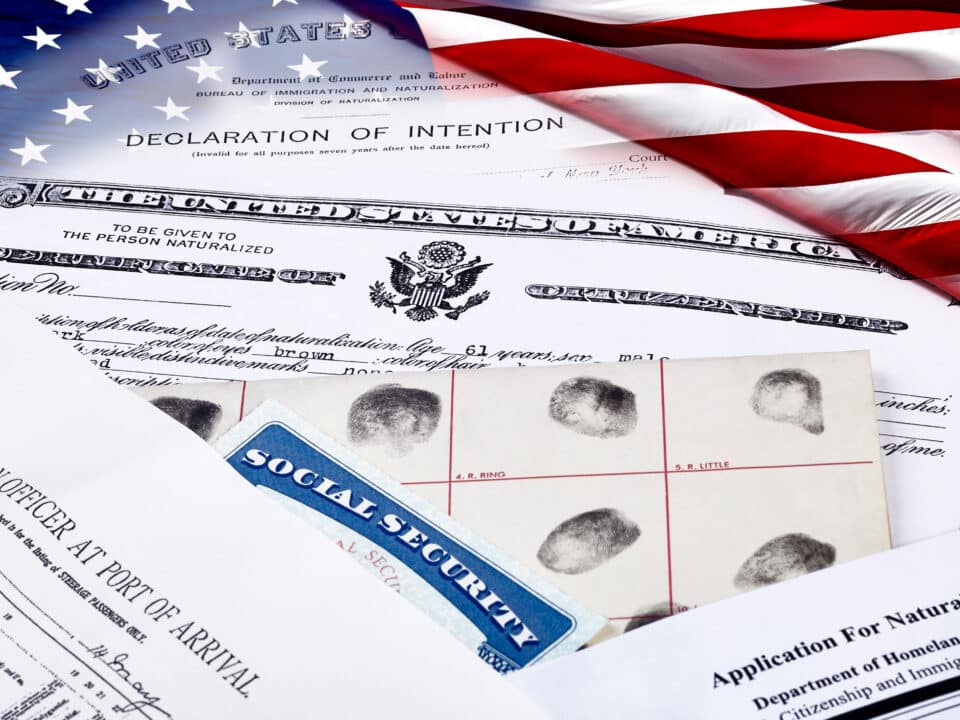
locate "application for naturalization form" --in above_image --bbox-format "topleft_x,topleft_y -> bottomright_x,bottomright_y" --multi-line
514,530 -> 960,720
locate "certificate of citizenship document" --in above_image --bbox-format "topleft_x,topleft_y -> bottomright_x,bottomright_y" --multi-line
0,173 -> 953,552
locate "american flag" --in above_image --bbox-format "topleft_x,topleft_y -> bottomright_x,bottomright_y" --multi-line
3,1 -> 958,301
365,0 -> 960,301
0,0 -> 400,172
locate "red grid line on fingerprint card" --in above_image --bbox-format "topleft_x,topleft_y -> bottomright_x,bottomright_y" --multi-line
399,459 -> 874,487
447,370 -> 456,516
239,380 -> 247,420
404,469 -> 664,487
660,358 -> 674,616
671,460 -> 874,474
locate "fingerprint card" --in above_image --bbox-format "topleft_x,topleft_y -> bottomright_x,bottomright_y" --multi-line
243,372 -> 454,495
134,350 -> 890,641
137,380 -> 244,442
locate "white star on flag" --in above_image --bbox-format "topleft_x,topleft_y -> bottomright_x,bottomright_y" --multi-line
10,138 -> 50,166
24,27 -> 62,50
0,65 -> 22,90
53,98 -> 93,124
55,0 -> 92,14
163,0 -> 193,13
288,54 -> 326,81
226,22 -> 261,48
154,97 -> 190,120
273,0 -> 298,5
85,59 -> 122,84
124,26 -> 162,49
187,59 -> 224,83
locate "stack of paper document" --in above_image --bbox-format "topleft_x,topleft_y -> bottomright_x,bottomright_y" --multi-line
0,304 -> 547,717
2,1 -> 958,717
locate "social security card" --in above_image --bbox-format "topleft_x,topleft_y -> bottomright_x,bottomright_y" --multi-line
216,401 -> 606,673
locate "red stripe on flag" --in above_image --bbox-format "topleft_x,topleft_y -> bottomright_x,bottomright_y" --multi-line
645,132 -> 942,189
745,79 -> 960,132
840,221 -> 960,281
437,38 -> 885,133
393,1 -> 960,300
437,4 -> 960,50
827,0 -> 960,10
440,37 -> 689,88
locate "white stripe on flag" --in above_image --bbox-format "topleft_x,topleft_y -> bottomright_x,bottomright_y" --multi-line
539,84 -> 960,171
408,7 -> 558,47
607,28 -> 960,88
407,0 -> 833,26
750,173 -> 960,234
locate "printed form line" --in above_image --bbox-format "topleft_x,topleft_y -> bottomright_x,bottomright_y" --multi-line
880,433 -> 943,444
109,367 -> 234,382
877,418 -> 947,430
875,390 -> 947,401
73,293 -> 230,308
659,358 -> 674,617
0,586 -> 160,720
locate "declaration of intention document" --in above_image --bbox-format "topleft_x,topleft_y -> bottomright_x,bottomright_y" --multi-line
0,299 -> 545,719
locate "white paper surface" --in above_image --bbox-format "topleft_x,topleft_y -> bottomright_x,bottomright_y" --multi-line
512,531 -> 960,720
0,298 -> 544,719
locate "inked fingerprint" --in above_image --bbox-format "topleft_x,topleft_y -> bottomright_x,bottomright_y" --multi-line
625,602 -> 691,633
734,533 -> 836,590
347,384 -> 441,456
537,508 -> 640,574
549,377 -> 638,438
751,369 -> 825,435
150,397 -> 222,441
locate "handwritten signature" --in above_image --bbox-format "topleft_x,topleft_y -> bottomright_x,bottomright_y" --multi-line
80,642 -> 171,718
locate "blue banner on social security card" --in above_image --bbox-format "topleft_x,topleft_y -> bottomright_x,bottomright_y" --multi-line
224,420 -> 578,672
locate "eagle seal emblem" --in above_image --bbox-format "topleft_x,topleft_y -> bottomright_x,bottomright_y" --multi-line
369,241 -> 492,321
